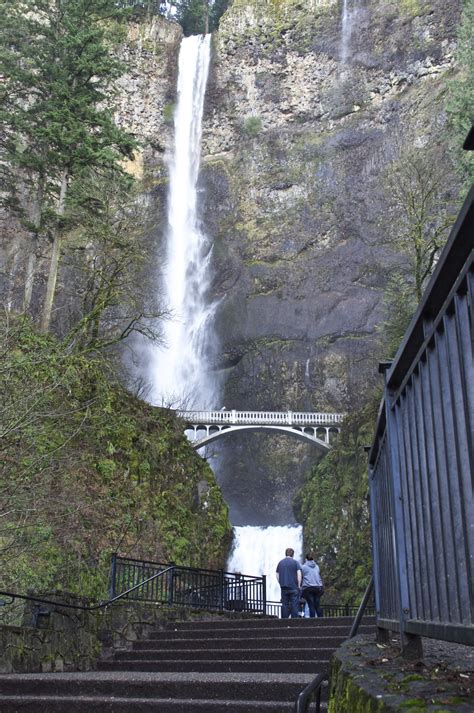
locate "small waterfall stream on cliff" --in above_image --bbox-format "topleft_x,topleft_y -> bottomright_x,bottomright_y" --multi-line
341,0 -> 354,65
227,525 -> 303,603
149,34 -> 216,409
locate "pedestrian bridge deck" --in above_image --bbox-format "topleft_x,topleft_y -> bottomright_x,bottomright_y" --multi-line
177,410 -> 344,450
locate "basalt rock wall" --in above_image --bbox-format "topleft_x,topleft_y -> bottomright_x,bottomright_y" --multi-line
196,0 -> 461,525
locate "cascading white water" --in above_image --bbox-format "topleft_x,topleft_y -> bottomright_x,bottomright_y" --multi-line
149,34 -> 217,409
341,0 -> 352,65
227,525 -> 303,603
149,37 -> 304,595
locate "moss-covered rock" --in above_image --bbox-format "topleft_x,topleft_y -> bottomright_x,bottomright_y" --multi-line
0,317 -> 232,601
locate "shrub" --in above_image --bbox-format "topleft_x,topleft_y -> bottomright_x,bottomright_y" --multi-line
243,116 -> 263,137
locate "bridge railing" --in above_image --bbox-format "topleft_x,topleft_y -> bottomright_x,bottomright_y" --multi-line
177,410 -> 344,426
115,0 -> 164,14
368,186 -> 474,650
109,555 -> 267,614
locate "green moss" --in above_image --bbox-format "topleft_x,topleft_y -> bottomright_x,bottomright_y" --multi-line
401,675 -> 425,684
218,0 -> 336,54
295,399 -> 379,604
163,102 -> 175,126
0,317 -> 232,605
398,701 -> 428,711
399,0 -> 424,18
243,116 -> 263,137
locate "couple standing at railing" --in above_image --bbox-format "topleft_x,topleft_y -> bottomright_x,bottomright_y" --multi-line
276,548 -> 324,619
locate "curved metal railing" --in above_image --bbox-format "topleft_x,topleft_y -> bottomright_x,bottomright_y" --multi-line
178,410 -> 345,426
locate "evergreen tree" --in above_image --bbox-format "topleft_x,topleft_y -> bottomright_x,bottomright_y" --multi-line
170,0 -> 230,35
209,0 -> 230,30
0,0 -> 137,331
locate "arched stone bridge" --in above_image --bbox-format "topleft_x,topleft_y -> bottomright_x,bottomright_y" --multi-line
177,410 -> 345,452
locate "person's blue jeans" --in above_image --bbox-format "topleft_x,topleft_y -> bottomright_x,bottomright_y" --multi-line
302,586 -> 323,617
280,587 -> 300,618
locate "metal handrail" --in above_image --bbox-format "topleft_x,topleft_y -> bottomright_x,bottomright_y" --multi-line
0,566 -> 174,612
295,672 -> 327,713
292,578 -> 374,711
349,576 -> 374,638
265,599 -> 375,618
178,409 -> 344,426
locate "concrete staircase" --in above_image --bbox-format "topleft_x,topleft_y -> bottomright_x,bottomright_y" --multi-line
0,615 -> 375,711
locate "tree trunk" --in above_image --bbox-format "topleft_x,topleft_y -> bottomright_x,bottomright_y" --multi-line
23,246 -> 37,313
40,170 -> 68,333
5,233 -> 21,312
24,181 -> 44,313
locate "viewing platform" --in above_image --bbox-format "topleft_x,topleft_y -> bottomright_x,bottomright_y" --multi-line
177,410 -> 345,451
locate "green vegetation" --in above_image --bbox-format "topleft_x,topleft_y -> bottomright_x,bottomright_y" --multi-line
217,0 -> 336,55
378,143 -> 457,355
0,316 -> 232,601
447,0 -> 474,187
162,0 -> 230,35
243,116 -> 263,138
0,0 -> 136,332
295,400 -> 379,604
399,0 -> 424,19
0,0 -> 233,611
398,702 -> 428,711
163,103 -> 176,125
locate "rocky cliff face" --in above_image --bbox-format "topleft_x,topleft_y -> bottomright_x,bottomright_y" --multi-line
195,0 -> 461,524
2,2 -> 461,529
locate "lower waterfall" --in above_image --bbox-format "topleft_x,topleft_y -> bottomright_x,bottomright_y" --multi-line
227,524 -> 303,603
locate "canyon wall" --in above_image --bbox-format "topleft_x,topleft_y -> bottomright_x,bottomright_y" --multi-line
197,0 -> 462,524
1,1 -> 462,528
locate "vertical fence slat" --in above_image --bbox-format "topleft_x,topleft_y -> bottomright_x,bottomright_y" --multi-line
396,391 -> 420,619
419,351 -> 445,621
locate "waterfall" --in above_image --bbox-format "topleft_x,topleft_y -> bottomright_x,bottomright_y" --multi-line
341,0 -> 352,65
227,525 -> 303,603
148,37 -> 304,600
149,34 -> 218,409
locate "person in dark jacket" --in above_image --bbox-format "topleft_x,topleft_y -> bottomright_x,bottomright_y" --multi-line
301,553 -> 324,617
276,547 -> 302,618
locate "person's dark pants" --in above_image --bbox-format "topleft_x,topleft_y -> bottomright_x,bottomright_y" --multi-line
302,587 -> 323,617
280,587 -> 300,618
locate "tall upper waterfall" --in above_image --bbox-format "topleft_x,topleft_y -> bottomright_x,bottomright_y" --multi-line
341,0 -> 357,65
149,34 -> 218,409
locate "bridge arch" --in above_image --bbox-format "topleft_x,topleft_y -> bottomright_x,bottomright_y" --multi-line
178,410 -> 344,452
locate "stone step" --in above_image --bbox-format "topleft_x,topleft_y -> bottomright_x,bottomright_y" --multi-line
98,659 -> 331,674
129,635 -> 337,649
0,695 -> 328,712
163,616 -> 375,630
147,629 -> 349,643
0,613 -> 362,710
122,646 -> 335,660
0,671 -> 316,701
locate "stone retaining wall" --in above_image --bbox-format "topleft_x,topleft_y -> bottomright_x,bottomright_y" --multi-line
0,594 -> 225,674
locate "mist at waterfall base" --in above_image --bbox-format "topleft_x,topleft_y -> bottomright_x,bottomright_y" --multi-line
146,36 -> 305,592
227,525 -> 303,603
